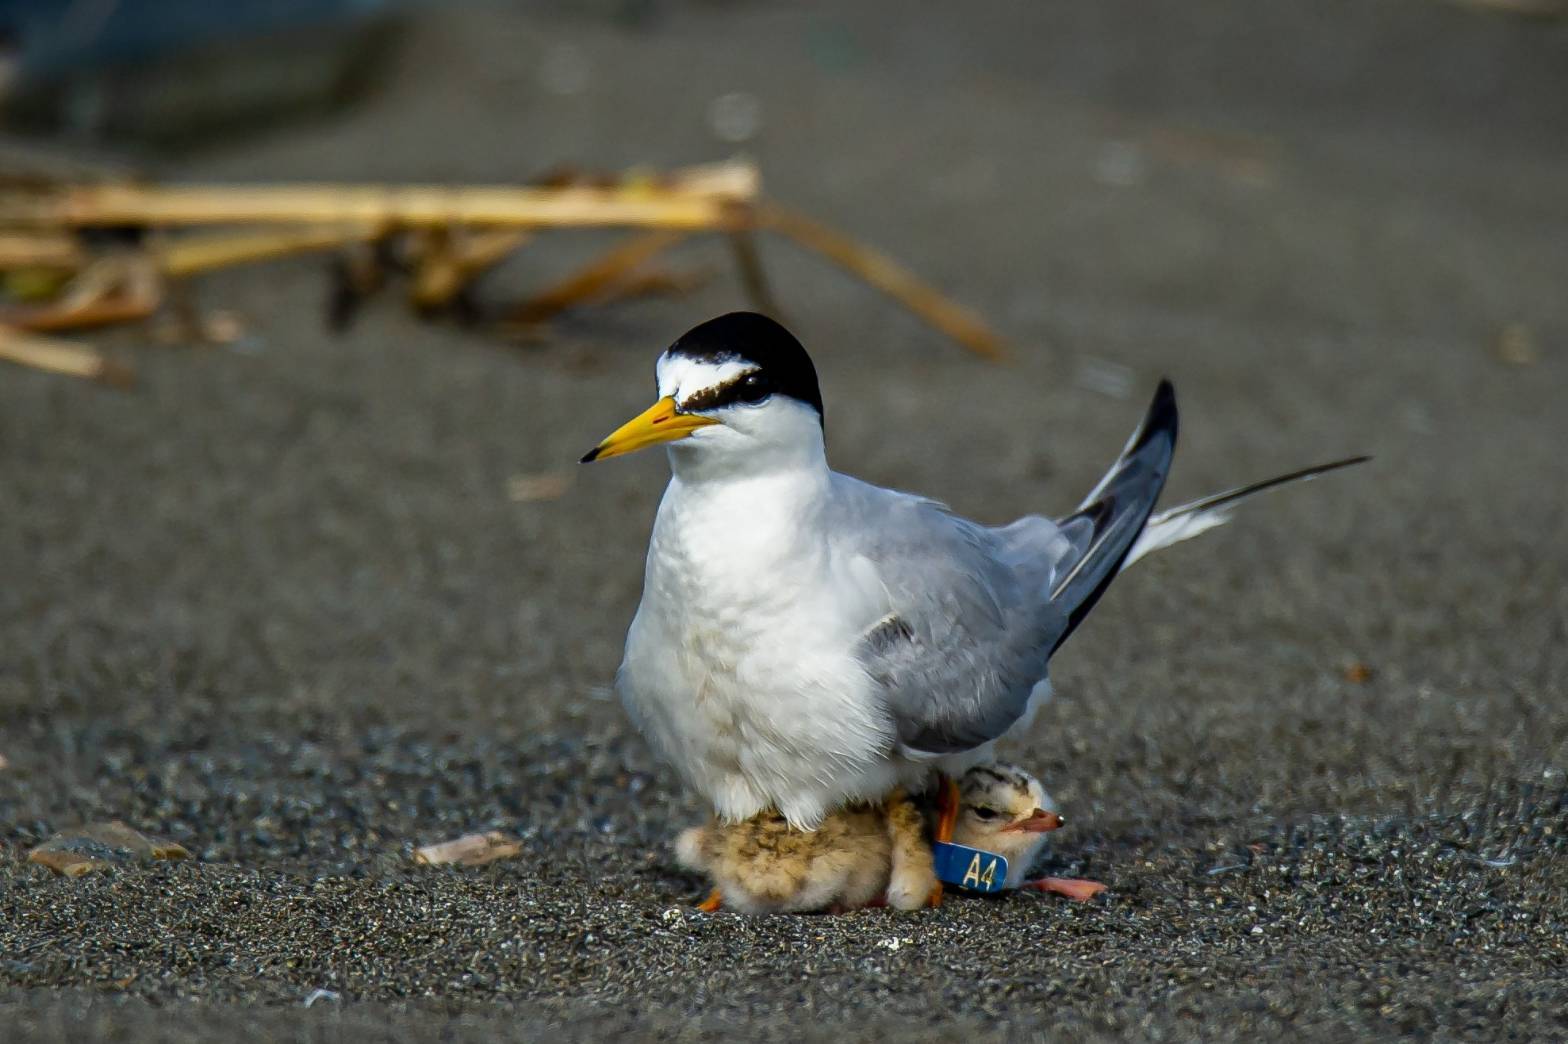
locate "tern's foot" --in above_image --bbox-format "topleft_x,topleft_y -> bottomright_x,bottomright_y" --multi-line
1023,877 -> 1107,902
696,888 -> 723,912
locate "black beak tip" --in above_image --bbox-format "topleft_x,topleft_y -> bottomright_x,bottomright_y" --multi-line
579,446 -> 601,464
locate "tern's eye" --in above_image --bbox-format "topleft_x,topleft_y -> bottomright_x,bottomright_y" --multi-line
733,372 -> 771,404
970,807 -> 1001,821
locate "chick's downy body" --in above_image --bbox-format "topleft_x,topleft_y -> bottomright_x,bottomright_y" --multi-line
676,763 -> 1071,914
675,789 -> 936,915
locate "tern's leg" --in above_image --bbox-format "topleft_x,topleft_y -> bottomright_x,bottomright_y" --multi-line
928,774 -> 961,907
696,888 -> 723,912
1022,877 -> 1107,902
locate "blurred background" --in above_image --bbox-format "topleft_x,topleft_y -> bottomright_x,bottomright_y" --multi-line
1,1 -> 1566,1038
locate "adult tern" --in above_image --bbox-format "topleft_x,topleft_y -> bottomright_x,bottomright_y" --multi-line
582,312 -> 1363,829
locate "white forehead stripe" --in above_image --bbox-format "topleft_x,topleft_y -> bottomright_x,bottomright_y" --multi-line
656,353 -> 758,407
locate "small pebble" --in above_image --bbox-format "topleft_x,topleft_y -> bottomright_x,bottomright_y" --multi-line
1492,323 -> 1540,367
507,472 -> 573,503
28,821 -> 190,877
707,92 -> 763,144
414,831 -> 524,867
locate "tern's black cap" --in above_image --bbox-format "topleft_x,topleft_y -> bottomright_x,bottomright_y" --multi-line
667,312 -> 824,421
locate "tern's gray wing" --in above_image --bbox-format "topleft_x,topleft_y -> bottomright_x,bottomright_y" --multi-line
850,380 -> 1178,756
838,486 -> 1064,756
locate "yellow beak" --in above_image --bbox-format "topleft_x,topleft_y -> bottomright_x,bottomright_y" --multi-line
580,396 -> 720,463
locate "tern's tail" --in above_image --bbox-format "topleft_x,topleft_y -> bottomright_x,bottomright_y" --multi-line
1121,455 -> 1370,570
1048,379 -> 1178,653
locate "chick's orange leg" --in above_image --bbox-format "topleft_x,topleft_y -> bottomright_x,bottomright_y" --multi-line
696,888 -> 723,912
1023,877 -> 1107,902
928,773 -> 961,907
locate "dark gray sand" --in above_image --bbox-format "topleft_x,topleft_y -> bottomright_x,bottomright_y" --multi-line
3,2 -> 1567,1039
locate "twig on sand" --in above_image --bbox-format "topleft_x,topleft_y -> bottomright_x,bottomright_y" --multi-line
758,203 -> 1009,361
0,156 -> 1012,373
1,254 -> 161,334
156,225 -> 381,279
506,230 -> 689,326
0,325 -> 132,385
0,231 -> 84,271
409,227 -> 532,311
414,831 -> 524,867
0,161 -> 759,232
726,226 -> 782,317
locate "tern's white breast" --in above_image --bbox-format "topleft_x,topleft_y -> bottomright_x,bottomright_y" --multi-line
618,469 -> 899,827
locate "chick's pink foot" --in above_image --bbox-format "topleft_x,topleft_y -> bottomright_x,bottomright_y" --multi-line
1023,877 -> 1107,902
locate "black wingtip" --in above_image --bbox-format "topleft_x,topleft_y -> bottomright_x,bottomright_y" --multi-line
1050,379 -> 1182,654
1131,378 -> 1179,454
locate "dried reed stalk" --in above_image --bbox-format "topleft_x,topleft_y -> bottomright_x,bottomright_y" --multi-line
157,225 -> 381,278
1,161 -> 758,232
757,204 -> 1008,361
509,230 -> 689,325
410,228 -> 532,310
0,325 -> 131,384
0,232 -> 83,270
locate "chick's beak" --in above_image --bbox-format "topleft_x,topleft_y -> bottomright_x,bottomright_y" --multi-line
1003,808 -> 1063,833
580,396 -> 719,463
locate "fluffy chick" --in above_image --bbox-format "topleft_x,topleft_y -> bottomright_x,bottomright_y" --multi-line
676,788 -> 936,914
954,762 -> 1106,901
952,762 -> 1063,888
678,762 -> 1104,913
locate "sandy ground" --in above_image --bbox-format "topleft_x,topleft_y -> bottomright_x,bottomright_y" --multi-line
3,1 -> 1567,1039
